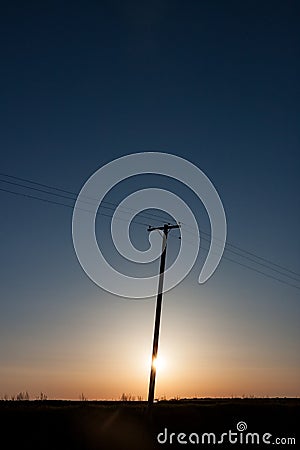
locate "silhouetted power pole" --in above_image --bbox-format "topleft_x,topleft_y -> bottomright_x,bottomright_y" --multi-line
147,223 -> 180,406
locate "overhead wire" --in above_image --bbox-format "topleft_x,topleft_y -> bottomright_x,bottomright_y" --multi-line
0,186 -> 152,227
178,229 -> 300,283
180,224 -> 300,279
0,173 -> 299,290
178,236 -> 300,291
2,172 -> 299,278
0,172 -> 172,223
1,172 -> 298,275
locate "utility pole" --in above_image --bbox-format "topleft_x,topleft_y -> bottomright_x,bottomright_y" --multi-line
147,223 -> 180,406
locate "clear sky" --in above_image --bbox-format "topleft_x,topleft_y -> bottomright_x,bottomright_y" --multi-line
0,0 -> 299,400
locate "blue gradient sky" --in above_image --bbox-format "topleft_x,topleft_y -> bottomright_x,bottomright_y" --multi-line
0,0 -> 299,399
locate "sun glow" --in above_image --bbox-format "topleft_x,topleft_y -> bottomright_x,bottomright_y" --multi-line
152,355 -> 165,371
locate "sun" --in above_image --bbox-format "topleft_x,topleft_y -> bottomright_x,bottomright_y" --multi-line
152,355 -> 165,371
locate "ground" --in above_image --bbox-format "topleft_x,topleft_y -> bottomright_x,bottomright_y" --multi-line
0,398 -> 299,449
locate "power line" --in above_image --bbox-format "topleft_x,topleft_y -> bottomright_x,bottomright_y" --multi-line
0,174 -> 299,289
222,255 -> 300,290
179,237 -> 300,291
0,172 -> 78,196
0,173 -> 300,281
1,172 -> 298,279
180,224 -> 300,279
175,229 -> 300,282
0,173 -> 172,223
197,234 -> 300,283
1,185 -> 299,291
0,186 -> 152,228
0,177 -> 153,218
1,175 -> 298,283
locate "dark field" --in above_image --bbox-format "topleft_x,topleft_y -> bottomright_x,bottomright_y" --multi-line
1,398 -> 299,449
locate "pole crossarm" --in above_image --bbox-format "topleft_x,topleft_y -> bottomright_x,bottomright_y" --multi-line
147,223 -> 181,232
